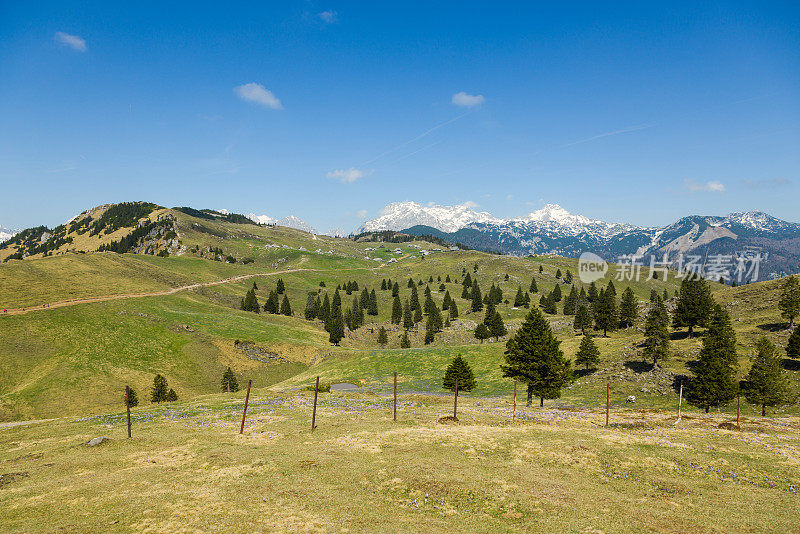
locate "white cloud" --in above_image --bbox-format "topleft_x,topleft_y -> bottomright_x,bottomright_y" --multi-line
685,179 -> 726,193
318,10 -> 338,23
326,167 -> 372,184
233,83 -> 283,109
461,200 -> 479,209
356,209 -> 368,218
452,92 -> 485,108
54,32 -> 87,52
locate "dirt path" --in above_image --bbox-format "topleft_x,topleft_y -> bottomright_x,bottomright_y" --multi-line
1,268 -> 319,317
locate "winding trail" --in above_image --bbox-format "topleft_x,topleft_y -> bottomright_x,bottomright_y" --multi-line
1,268 -> 317,317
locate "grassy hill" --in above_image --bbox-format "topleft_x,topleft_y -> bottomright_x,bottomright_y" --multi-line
1,202 -> 799,423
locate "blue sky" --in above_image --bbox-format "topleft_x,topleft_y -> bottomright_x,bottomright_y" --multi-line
1,1 -> 798,233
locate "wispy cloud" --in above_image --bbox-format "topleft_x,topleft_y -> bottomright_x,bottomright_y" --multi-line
356,209 -> 368,218
685,179 -> 726,193
742,177 -> 791,188
559,122 -> 658,148
452,92 -> 485,108
318,10 -> 338,23
44,160 -> 77,174
54,32 -> 87,52
233,83 -> 283,109
326,167 -> 372,184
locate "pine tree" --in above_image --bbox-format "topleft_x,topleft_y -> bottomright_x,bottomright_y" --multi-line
403,300 -> 414,330
502,307 -> 573,407
606,279 -> 617,297
392,282 -> 400,297
574,304 -> 591,335
564,271 -> 573,284
663,289 -> 669,302
368,289 -> 378,316
264,290 -> 279,314
594,286 -> 618,337
474,323 -> 490,343
424,314 -> 436,344
643,296 -> 670,365
332,288 -> 342,310
360,288 -> 370,309
400,330 -> 411,348
414,304 -> 423,324
650,289 -> 658,302
575,334 -> 600,370
587,281 -> 598,302
552,283 -> 562,302
410,285 -> 420,311
687,304 -> 738,413
150,374 -> 169,403
443,355 -> 476,392
320,293 -> 331,323
538,265 -> 543,273
463,272 -> 472,288
529,277 -> 538,293
744,337 -> 790,416
514,286 -> 526,307
445,275 -> 451,283
471,280 -> 483,312
381,279 -> 387,291
461,284 -> 471,299
221,367 -> 239,393
555,268 -> 562,279
562,286 -> 577,315
304,293 -> 318,320
673,276 -> 714,338
280,295 -> 293,316
449,300 -> 459,319
391,296 -> 402,324
442,290 -> 452,310
276,278 -> 285,294
408,278 -> 414,288
242,288 -> 260,313
124,386 -> 139,407
787,326 -> 800,359
483,300 -> 496,326
166,388 -> 178,402
619,287 -> 638,328
779,275 -> 800,327
424,292 -> 436,316
328,305 -> 345,345
377,326 -> 388,347
488,311 -> 507,340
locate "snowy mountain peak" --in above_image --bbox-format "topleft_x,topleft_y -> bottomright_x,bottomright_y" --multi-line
0,225 -> 17,243
516,204 -> 595,226
278,216 -> 317,234
358,201 -> 499,233
246,213 -> 277,225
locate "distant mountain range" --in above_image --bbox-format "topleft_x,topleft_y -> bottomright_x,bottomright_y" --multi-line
0,225 -> 17,243
359,202 -> 800,278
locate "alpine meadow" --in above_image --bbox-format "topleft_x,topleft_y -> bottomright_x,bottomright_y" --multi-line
2,3 -> 800,533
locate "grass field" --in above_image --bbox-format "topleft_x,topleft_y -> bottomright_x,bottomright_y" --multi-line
1,390 -> 799,533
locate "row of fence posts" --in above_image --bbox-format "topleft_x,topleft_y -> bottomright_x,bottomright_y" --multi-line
120,377 -> 747,438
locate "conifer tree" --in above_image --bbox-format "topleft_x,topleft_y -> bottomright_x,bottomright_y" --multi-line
320,293 -> 331,323
381,279 -> 387,291
555,268 -> 562,279
391,296 -> 403,324
377,326 -> 388,347
688,304 -> 738,412
575,334 -> 600,370
539,265 -> 543,273
514,286 -> 525,307
488,311 -> 507,340
673,276 -> 714,337
787,325 -> 800,359
779,275 -> 800,327
593,287 -> 618,337
332,288 -> 342,309
351,295 -> 364,328
524,291 -> 531,308
552,283 -> 562,302
474,323 -> 490,343
461,284 -> 471,299
368,289 -> 378,316
574,304 -> 591,335
264,290 -> 279,314
483,300 -> 496,326
442,290 -> 452,310
424,292 -> 436,316
587,281 -> 598,302
410,285 -> 420,311
166,388 -> 178,402
563,286 -> 577,315
403,300 -> 414,330
221,367 -> 239,393
408,278 -> 414,288
606,279 -> 617,297
663,289 -> 669,302
619,287 -> 638,328
449,300 -> 459,319
650,289 -> 658,302
280,295 -> 293,316
424,314 -> 436,344
443,355 -> 476,392
445,275 -> 451,283
744,337 -> 790,416
392,282 -> 400,297
125,386 -> 139,407
360,288 -> 370,309
471,279 -> 483,312
328,305 -> 345,345
564,271 -> 573,284
150,374 -> 169,403
276,278 -> 285,294
304,293 -> 318,320
414,304 -> 423,324
643,296 -> 670,364
400,330 -> 411,348
502,307 -> 573,407
529,277 -> 538,293
463,272 -> 472,288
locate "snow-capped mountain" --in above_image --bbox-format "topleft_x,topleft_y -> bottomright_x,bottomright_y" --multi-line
246,213 -> 277,225
278,216 -> 316,234
367,202 -> 800,277
358,201 -> 499,233
0,225 -> 17,243
324,228 -> 349,238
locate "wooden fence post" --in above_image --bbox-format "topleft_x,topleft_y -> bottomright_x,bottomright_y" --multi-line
393,372 -> 397,422
453,378 -> 459,420
311,376 -> 319,431
676,381 -> 683,424
605,383 -> 610,427
737,392 -> 740,425
239,380 -> 251,435
512,380 -> 517,422
125,386 -> 132,439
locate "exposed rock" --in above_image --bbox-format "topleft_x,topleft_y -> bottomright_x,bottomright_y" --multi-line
626,395 -> 636,403
233,340 -> 289,363
86,436 -> 110,447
